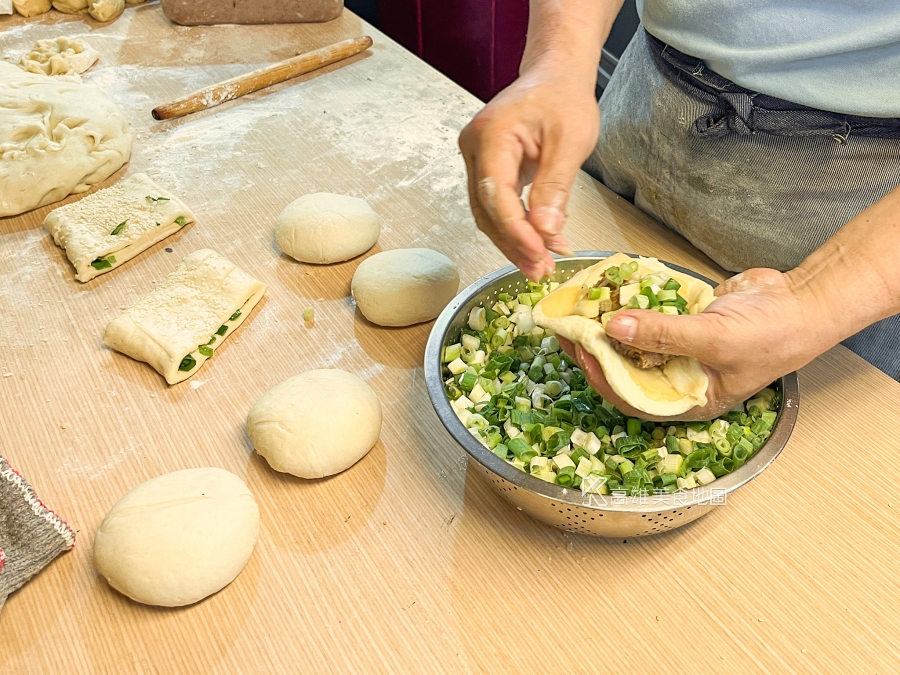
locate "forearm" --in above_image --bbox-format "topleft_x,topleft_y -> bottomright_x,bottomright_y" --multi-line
521,0 -> 625,77
786,183 -> 900,351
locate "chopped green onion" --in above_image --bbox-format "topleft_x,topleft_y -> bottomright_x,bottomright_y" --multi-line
90,256 -> 115,270
216,325 -> 228,336
145,195 -> 171,203
198,345 -> 213,358
178,354 -> 196,371
442,277 -> 780,494
110,220 -> 127,236
303,308 -> 315,324
174,216 -> 187,227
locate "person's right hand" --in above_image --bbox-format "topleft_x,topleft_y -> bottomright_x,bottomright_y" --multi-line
458,55 -> 601,281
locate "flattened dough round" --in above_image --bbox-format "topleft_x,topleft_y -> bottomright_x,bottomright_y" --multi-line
275,192 -> 380,264
18,37 -> 99,80
93,468 -> 259,607
533,253 -> 716,417
247,369 -> 382,479
0,62 -> 132,217
351,248 -> 459,326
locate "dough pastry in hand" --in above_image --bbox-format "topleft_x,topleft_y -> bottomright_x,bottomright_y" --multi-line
532,253 -> 716,417
104,249 -> 268,385
44,173 -> 195,283
0,62 -> 132,218
18,37 -> 99,80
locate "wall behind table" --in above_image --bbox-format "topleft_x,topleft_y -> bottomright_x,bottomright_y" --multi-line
378,0 -> 528,102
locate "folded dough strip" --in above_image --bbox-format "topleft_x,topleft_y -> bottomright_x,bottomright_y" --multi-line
103,249 -> 267,384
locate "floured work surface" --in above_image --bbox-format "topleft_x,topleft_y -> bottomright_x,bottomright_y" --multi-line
2,8 -> 900,675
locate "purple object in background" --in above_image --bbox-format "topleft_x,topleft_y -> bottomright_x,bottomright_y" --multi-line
380,0 -> 529,101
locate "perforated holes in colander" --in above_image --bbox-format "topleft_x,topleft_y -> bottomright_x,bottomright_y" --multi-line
641,509 -> 687,535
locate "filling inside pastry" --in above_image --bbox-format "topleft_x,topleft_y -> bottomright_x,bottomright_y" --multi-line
568,260 -> 692,370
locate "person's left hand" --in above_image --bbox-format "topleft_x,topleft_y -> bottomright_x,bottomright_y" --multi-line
558,268 -> 835,421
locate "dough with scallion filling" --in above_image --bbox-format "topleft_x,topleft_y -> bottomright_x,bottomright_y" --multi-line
533,253 -> 716,417
103,249 -> 267,384
44,173 -> 195,282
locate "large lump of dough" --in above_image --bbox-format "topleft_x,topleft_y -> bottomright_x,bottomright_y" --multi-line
93,468 -> 260,607
532,253 -> 716,417
0,63 -> 132,217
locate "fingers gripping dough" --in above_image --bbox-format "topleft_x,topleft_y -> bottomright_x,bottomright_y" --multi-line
532,254 -> 716,417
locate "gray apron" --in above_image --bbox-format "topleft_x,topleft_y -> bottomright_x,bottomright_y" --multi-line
584,28 -> 900,379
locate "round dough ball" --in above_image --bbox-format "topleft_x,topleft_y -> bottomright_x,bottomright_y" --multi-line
275,192 -> 380,264
93,468 -> 259,607
88,0 -> 123,21
52,0 -> 88,13
247,369 -> 382,479
13,0 -> 52,18
351,248 -> 459,326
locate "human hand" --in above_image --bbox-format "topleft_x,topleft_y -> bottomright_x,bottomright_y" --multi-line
558,268 -> 834,421
458,55 -> 600,281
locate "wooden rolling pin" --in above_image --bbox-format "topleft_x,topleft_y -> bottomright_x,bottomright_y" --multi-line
152,36 -> 373,121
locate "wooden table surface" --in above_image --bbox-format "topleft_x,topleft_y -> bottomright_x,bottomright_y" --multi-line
2,6 -> 899,675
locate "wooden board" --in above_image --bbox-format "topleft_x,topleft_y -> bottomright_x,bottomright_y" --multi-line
2,6 -> 899,675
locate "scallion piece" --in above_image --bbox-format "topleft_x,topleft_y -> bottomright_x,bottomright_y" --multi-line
216,325 -> 228,336
178,354 -> 196,371
110,220 -> 127,236
303,308 -> 315,325
175,216 -> 187,227
146,195 -> 171,203
198,345 -> 213,358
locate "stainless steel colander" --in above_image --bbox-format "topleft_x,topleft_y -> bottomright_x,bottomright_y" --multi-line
425,252 -> 799,538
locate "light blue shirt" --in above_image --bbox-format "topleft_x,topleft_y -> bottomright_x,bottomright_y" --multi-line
637,0 -> 900,117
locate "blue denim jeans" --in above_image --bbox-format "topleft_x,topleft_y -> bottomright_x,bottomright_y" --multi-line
584,28 -> 900,380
